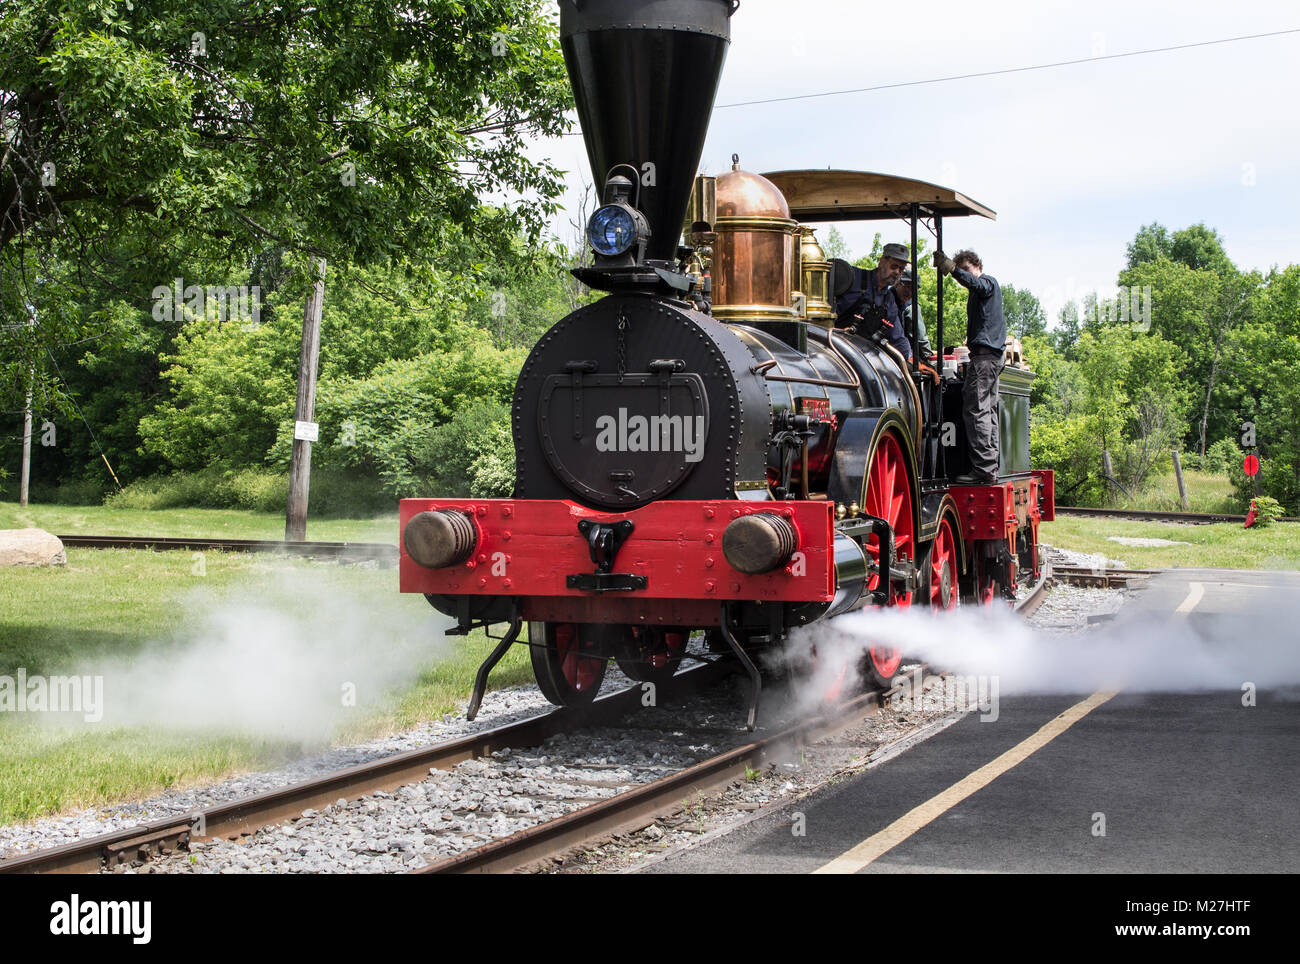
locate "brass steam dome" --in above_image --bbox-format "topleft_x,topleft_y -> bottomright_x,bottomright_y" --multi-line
712,157 -> 798,322
799,226 -> 834,325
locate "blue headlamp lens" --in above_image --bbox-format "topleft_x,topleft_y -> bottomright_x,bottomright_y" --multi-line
588,205 -> 637,256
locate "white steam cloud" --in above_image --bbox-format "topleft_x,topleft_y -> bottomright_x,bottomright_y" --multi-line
786,597 -> 1300,710
53,568 -> 451,743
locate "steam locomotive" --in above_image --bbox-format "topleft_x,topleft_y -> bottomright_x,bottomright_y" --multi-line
400,0 -> 1054,727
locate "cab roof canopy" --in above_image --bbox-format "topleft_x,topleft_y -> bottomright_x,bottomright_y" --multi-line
762,169 -> 996,223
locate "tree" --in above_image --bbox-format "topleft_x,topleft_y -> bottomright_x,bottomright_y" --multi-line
1119,253 -> 1260,458
1051,300 -> 1082,357
1113,330 -> 1194,491
821,226 -> 850,261
1225,265 -> 1300,512
464,239 -> 598,350
1170,224 -> 1234,275
1002,284 -> 1047,339
1026,324 -> 1191,503
1126,222 -> 1172,269
135,255 -> 505,472
1071,327 -> 1191,498
1021,335 -> 1081,411
1126,222 -> 1233,275
1,0 -> 573,412
851,234 -> 885,271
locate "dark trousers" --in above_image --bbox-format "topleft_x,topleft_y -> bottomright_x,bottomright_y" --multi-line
963,353 -> 1003,479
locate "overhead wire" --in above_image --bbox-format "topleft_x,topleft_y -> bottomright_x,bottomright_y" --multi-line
549,27 -> 1299,133
718,27 -> 1300,108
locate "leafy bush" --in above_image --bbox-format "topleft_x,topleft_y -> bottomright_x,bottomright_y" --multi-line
414,400 -> 516,498
1029,412 -> 1105,506
1199,437 -> 1240,475
268,339 -> 523,499
138,317 -> 296,470
105,467 -> 393,516
1249,496 -> 1285,527
22,478 -> 110,506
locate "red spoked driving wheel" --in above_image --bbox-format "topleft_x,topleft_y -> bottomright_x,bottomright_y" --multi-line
928,517 -> 960,611
529,622 -> 607,706
862,431 -> 913,687
973,553 -> 1008,606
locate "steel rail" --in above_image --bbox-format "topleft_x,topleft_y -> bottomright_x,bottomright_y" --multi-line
0,663 -> 730,875
54,534 -> 398,563
1015,563 -> 1051,616
1049,565 -> 1160,589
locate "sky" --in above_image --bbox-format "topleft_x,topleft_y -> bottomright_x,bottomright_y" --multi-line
520,0 -> 1300,325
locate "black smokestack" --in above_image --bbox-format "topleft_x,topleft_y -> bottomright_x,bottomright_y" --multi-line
560,0 -> 736,262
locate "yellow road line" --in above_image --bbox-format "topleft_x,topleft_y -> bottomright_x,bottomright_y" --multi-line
813,691 -> 1117,874
1175,581 -> 1205,615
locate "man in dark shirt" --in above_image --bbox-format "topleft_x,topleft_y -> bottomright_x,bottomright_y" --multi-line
934,248 -> 1006,484
834,242 -> 913,362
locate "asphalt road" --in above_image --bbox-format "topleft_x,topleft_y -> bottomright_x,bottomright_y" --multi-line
643,568 -> 1300,873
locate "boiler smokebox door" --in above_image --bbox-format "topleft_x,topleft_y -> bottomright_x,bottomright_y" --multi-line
539,371 -> 710,508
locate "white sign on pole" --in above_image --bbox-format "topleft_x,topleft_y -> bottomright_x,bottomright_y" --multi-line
294,421 -> 319,442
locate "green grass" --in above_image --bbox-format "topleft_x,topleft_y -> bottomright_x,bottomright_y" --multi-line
0,501 -> 398,543
1108,469 -> 1240,514
0,539 -> 535,825
1042,515 -> 1300,570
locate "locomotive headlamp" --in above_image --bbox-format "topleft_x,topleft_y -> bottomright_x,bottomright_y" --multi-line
722,513 -> 799,575
588,204 -> 639,256
404,509 -> 477,569
585,170 -> 650,260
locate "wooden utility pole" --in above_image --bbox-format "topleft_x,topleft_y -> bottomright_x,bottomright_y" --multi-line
18,315 -> 34,507
285,256 -> 326,542
1171,449 -> 1189,510
19,379 -> 33,507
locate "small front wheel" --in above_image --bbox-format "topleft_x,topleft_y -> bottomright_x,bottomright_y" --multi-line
529,622 -> 607,706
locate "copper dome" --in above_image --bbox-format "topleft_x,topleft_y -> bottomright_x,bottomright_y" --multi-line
716,166 -> 791,219
711,160 -> 798,321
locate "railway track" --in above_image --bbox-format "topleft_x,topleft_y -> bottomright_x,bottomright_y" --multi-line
1,568 -> 1053,876
0,663 -> 729,874
417,683 -> 891,873
419,569 -> 1053,875
1049,565 -> 1158,589
55,534 -> 398,565
1055,506 -> 1299,525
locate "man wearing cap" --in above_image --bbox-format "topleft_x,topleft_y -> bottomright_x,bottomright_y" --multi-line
933,248 -> 1006,485
895,269 -> 934,360
834,242 -> 913,361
